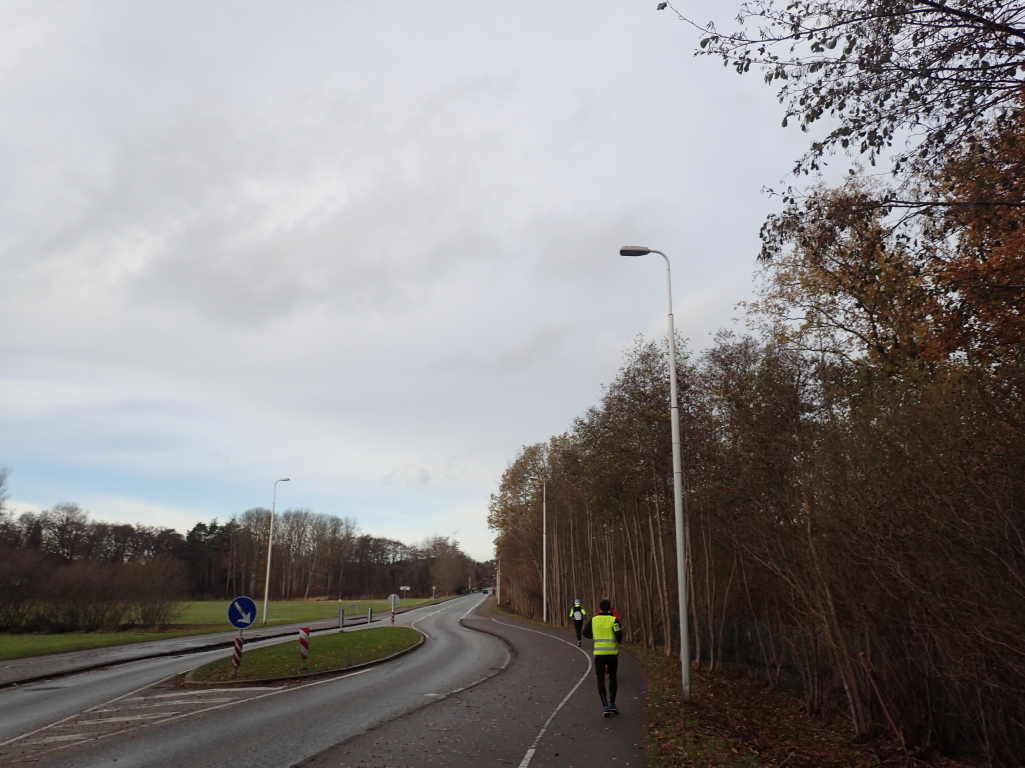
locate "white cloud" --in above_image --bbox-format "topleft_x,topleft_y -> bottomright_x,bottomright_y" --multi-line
0,1 -> 821,561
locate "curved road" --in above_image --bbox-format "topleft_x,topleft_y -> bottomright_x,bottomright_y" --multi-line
0,594 -> 507,767
0,596 -> 648,768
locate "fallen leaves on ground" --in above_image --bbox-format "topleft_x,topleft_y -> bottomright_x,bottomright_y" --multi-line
632,646 -> 970,768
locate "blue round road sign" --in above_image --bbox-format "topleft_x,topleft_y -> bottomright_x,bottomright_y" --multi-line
228,596 -> 258,629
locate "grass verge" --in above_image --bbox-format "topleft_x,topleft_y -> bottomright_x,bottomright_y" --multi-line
0,597 -> 440,660
0,631 -> 209,660
174,597 -> 435,627
189,626 -> 421,682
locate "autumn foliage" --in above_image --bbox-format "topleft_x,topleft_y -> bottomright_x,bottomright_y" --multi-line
490,110 -> 1025,766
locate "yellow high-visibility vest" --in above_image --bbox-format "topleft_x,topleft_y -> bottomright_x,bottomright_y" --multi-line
591,614 -> 620,656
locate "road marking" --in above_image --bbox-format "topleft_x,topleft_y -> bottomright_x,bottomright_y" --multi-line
131,689 -> 274,699
488,618 -> 592,768
25,734 -> 87,744
132,699 -> 237,707
459,596 -> 487,622
81,713 -> 176,724
151,667 -> 374,726
0,667 -> 374,758
0,673 -> 181,748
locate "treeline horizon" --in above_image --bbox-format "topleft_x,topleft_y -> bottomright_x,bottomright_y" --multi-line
0,475 -> 491,633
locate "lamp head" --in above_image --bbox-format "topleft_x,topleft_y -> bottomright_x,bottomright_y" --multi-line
279,477 -> 290,482
619,246 -> 650,257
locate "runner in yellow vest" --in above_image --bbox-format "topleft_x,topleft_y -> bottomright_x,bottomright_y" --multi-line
569,599 -> 587,646
582,598 -> 622,716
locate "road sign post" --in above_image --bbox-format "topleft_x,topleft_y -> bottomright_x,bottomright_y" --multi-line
227,597 -> 257,677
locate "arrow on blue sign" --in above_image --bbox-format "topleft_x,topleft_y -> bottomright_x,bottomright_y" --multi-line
228,596 -> 257,629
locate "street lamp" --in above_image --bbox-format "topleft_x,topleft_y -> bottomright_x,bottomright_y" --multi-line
620,245 -> 690,702
542,479 -> 547,624
262,477 -> 290,625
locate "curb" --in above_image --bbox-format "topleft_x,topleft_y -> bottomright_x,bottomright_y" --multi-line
181,627 -> 428,687
0,598 -> 457,690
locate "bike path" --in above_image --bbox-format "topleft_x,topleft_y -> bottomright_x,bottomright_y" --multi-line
304,597 -> 647,768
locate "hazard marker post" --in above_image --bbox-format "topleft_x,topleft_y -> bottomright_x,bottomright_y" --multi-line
299,627 -> 310,669
231,635 -> 243,675
388,593 -> 399,624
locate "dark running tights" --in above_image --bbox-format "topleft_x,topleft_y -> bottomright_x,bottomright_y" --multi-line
594,654 -> 618,706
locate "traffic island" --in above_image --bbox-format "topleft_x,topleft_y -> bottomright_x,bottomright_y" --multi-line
184,626 -> 423,686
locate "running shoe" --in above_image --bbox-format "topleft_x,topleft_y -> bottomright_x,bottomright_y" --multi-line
608,703 -> 621,715
602,705 -> 611,717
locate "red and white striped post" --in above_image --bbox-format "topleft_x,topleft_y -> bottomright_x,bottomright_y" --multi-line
299,627 -> 310,669
231,632 -> 243,677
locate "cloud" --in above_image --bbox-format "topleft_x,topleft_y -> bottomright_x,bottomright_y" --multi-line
0,1 -> 815,562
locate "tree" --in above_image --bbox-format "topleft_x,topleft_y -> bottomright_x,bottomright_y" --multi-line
0,468 -> 13,549
0,467 -> 8,515
40,503 -> 90,563
927,107 -> 1025,384
666,0 -> 1025,182
755,179 -> 947,369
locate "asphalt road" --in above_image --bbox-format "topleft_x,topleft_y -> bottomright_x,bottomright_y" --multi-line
306,599 -> 648,768
0,596 -> 648,768
0,595 -> 507,767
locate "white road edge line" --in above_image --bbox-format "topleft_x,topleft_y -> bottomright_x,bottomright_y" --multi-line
487,618 -> 592,768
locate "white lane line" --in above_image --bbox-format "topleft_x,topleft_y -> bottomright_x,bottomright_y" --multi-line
0,673 -> 181,748
487,618 -> 592,768
132,689 -> 276,699
25,734 -> 87,744
459,596 -> 487,621
81,713 -> 175,724
151,667 -> 374,726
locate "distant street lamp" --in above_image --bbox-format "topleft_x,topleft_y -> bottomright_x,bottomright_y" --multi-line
620,245 -> 690,702
262,477 -> 290,625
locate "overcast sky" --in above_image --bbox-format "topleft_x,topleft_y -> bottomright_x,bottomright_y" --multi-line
0,1 -> 814,561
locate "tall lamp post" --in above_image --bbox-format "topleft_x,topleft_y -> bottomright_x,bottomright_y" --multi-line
542,479 -> 547,624
620,245 -> 690,702
262,477 -> 290,625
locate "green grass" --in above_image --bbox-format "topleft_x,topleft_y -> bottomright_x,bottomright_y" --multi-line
0,597 -> 440,661
0,631 -> 207,660
175,597 -> 434,627
189,626 -> 421,682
